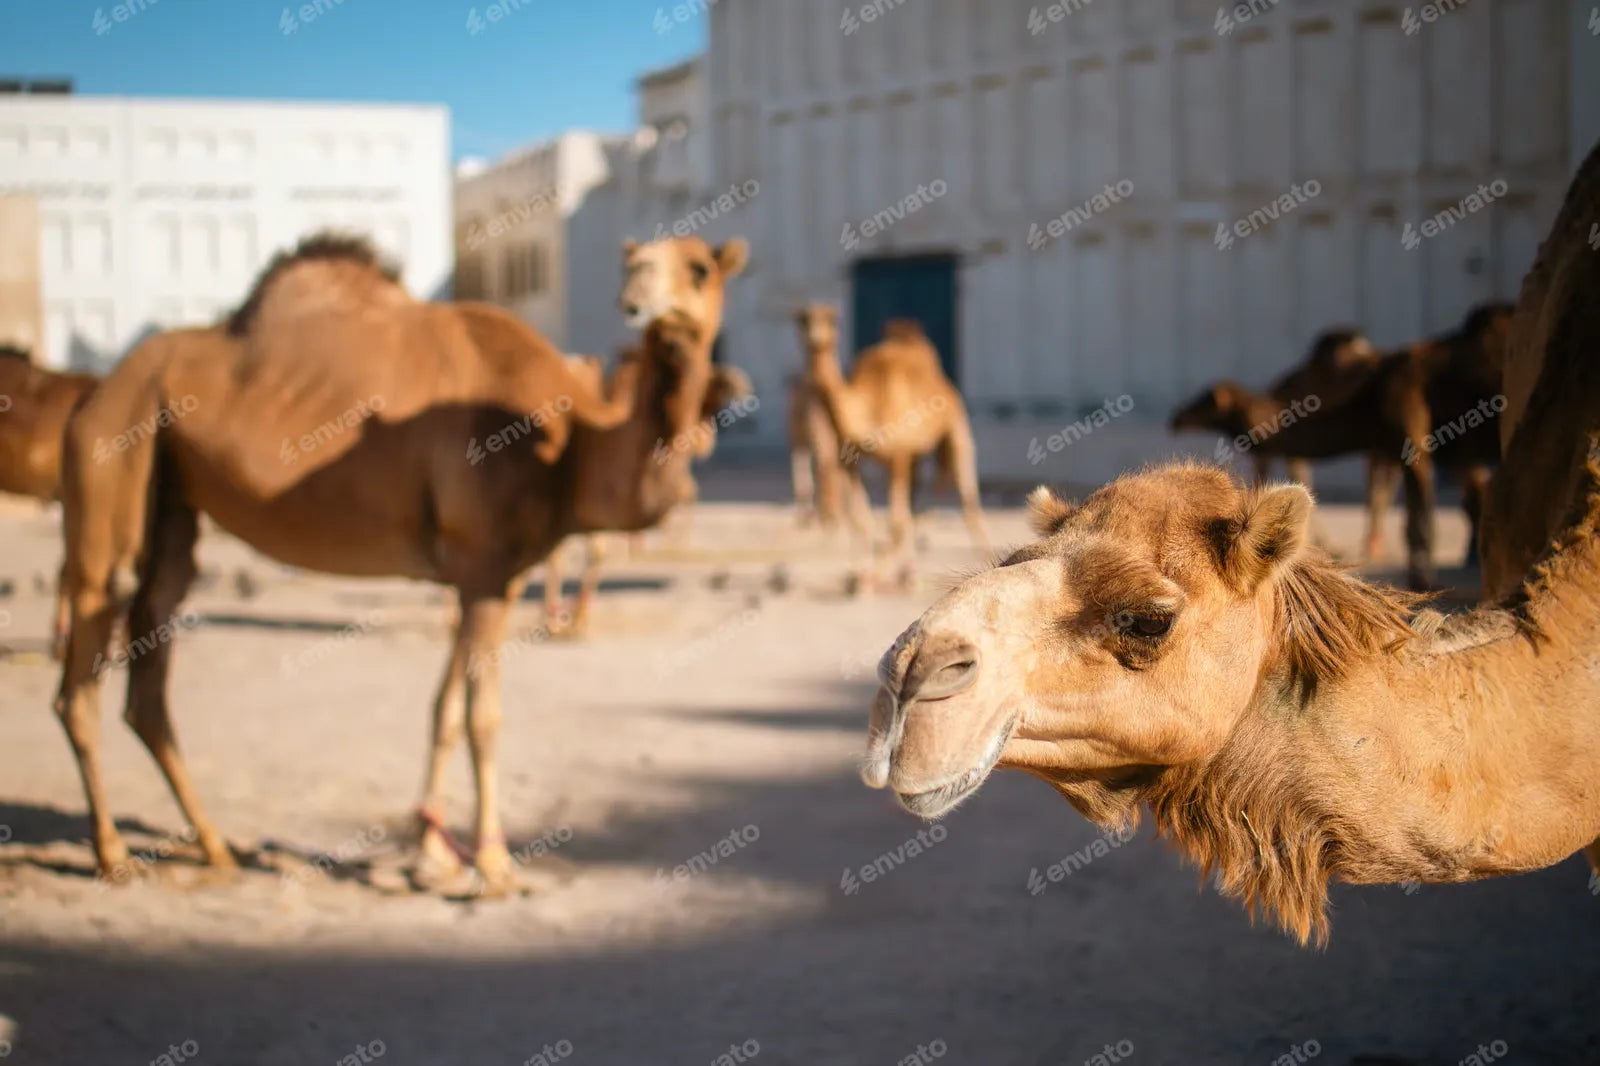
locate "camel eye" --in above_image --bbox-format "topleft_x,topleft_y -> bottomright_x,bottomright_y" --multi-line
689,261 -> 711,287
1119,613 -> 1172,639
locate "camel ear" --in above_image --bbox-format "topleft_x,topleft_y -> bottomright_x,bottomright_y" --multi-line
1221,483 -> 1313,589
622,238 -> 640,259
1209,384 -> 1228,408
715,238 -> 749,279
1027,486 -> 1075,538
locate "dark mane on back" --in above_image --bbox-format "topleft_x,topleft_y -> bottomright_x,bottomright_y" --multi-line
226,231 -> 400,337
0,344 -> 31,362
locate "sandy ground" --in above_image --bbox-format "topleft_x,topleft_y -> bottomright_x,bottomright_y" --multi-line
0,474 -> 1596,1066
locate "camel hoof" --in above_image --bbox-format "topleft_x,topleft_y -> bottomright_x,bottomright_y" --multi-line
470,844 -> 521,900
767,565 -> 792,595
97,856 -> 144,889
409,849 -> 466,893
844,572 -> 865,598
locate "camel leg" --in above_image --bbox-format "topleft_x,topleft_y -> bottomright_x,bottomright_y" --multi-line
461,589 -> 516,897
1458,463 -> 1491,567
567,535 -> 606,637
412,603 -> 471,890
50,560 -> 70,662
55,579 -> 129,881
946,416 -> 991,556
791,443 -> 816,526
886,454 -> 916,590
541,550 -> 565,632
1363,456 -> 1399,562
1400,446 -> 1438,591
809,404 -> 845,530
841,466 -> 875,595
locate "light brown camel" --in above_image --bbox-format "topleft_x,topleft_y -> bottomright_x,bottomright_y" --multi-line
53,231 -> 747,895
794,305 -> 989,583
540,352 -> 753,637
786,370 -> 844,528
860,143 -> 1600,945
0,345 -> 99,654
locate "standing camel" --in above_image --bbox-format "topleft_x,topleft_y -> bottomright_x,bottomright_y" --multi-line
786,369 -> 844,529
53,231 -> 747,895
794,305 -> 988,586
860,140 -> 1600,946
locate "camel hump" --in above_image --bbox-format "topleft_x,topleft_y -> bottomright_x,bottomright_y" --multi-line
227,230 -> 403,337
882,319 -> 925,342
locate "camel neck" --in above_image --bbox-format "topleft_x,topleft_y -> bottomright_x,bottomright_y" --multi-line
804,346 -> 868,443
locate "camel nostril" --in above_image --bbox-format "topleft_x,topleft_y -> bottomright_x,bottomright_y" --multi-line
901,641 -> 980,703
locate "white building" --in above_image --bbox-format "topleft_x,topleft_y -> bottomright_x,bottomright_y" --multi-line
0,94 -> 451,370
703,0 -> 1598,478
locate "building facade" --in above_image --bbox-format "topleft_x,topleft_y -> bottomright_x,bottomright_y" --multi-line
0,95 -> 451,370
704,0 -> 1593,475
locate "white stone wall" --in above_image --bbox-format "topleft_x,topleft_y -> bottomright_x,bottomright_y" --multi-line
707,0 -> 1575,475
0,96 -> 451,371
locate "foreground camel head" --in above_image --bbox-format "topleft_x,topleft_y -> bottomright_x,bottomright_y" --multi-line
864,465 -> 1319,823
1169,380 -> 1250,432
619,236 -> 748,332
794,303 -> 840,361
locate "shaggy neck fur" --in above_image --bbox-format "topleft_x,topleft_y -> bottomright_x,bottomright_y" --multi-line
1137,479 -> 1600,945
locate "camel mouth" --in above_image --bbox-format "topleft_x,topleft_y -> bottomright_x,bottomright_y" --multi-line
893,715 -> 1014,820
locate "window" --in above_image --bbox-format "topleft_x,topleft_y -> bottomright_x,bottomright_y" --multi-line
501,242 -> 550,299
456,253 -> 488,300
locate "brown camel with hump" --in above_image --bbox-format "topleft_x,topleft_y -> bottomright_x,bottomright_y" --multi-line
1170,328 -> 1395,559
540,351 -> 752,637
861,139 -> 1600,946
53,230 -> 748,895
0,345 -> 99,652
1173,305 -> 1509,589
794,304 -> 989,585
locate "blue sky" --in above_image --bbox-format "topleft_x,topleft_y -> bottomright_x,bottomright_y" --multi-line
0,0 -> 706,161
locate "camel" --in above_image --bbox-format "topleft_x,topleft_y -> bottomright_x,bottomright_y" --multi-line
860,141 -> 1600,946
53,231 -> 748,895
539,352 -> 753,637
786,370 -> 844,528
794,305 -> 989,584
0,345 -> 98,652
1170,328 -> 1395,559
1173,306 -> 1509,589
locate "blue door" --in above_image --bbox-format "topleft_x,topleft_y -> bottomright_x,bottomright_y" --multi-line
850,254 -> 959,386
